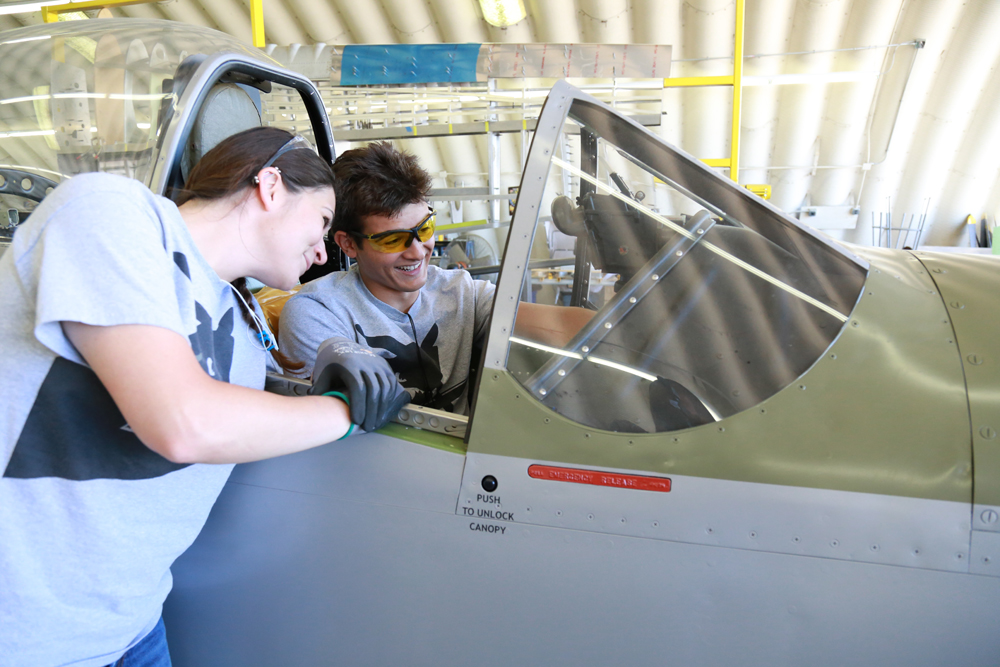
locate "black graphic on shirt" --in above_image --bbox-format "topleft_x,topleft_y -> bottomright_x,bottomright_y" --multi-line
4,357 -> 190,480
355,323 -> 465,412
5,296 -> 237,481
190,303 -> 235,382
177,250 -> 236,381
174,251 -> 190,279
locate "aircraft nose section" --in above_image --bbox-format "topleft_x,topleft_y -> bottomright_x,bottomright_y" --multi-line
917,251 -> 1000,524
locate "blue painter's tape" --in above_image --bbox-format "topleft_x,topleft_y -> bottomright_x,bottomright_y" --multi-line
339,44 -> 481,86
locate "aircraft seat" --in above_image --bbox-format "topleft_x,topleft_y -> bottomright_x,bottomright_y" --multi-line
180,82 -> 262,182
254,284 -> 302,338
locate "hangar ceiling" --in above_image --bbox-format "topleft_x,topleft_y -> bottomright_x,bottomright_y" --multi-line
1,0 -> 998,249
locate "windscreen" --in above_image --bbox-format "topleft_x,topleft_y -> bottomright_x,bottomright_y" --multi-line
505,97 -> 866,434
0,20 -> 263,211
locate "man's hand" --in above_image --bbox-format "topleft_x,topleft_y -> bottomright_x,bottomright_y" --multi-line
309,340 -> 410,433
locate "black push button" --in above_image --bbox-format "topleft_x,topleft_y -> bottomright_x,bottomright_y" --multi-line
481,475 -> 498,492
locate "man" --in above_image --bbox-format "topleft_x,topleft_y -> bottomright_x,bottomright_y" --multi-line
280,142 -> 492,415
280,141 -> 593,417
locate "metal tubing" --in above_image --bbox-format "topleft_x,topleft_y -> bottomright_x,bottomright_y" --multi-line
467,257 -> 577,276
569,128 -> 597,308
487,79 -> 501,226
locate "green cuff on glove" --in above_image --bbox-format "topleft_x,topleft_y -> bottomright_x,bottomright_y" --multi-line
323,391 -> 355,440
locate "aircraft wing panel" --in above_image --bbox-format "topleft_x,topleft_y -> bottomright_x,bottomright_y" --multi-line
225,430 -> 467,514
458,452 -> 970,572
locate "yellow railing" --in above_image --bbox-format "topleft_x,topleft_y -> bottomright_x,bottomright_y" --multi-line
42,0 -> 267,48
663,0 -> 745,181
42,0 -> 156,22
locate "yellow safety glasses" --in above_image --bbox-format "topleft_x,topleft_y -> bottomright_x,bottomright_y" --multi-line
351,207 -> 436,253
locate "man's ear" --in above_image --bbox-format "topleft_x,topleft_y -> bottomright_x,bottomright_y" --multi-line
334,230 -> 359,259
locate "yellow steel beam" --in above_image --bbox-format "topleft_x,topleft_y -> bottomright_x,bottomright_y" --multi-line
730,0 -> 745,181
251,0 -> 265,48
701,158 -> 731,168
663,75 -> 734,88
41,0 -> 156,22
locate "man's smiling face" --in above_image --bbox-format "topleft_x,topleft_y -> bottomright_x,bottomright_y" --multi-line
335,201 -> 435,313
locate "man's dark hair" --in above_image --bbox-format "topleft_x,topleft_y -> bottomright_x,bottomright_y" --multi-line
331,141 -> 432,236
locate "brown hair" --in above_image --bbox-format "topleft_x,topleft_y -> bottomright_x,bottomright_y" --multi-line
331,141 -> 432,237
175,126 -> 336,372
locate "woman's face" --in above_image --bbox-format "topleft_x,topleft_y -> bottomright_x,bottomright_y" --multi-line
254,185 -> 335,290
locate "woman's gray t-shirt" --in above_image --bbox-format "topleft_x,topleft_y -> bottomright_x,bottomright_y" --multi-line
0,173 -> 267,667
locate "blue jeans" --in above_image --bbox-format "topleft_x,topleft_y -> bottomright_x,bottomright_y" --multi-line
106,617 -> 171,667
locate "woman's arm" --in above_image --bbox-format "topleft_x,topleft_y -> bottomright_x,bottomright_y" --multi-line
63,321 -> 351,465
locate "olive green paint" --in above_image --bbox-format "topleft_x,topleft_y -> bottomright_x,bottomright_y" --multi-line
468,248 -> 972,502
378,422 -> 467,455
917,251 -> 1000,507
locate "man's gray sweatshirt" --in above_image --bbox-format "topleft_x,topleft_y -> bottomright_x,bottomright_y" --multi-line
279,265 -> 495,415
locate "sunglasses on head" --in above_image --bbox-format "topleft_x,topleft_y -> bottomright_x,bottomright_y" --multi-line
350,207 -> 436,253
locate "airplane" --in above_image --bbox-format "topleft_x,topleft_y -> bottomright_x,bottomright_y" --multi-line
0,18 -> 997,667
0,18 -> 335,257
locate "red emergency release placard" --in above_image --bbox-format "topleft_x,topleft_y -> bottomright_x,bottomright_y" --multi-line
527,464 -> 671,492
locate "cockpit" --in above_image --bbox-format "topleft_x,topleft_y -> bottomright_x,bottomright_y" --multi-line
502,88 -> 869,433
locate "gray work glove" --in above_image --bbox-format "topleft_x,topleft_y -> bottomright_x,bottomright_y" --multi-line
309,340 -> 410,433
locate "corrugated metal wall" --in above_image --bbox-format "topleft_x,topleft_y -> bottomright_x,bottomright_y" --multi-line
3,0 -> 998,247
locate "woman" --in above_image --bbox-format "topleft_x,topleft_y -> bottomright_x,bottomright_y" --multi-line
0,126 -> 404,666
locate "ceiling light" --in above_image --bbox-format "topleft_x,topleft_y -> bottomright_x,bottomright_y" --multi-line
478,0 -> 526,27
0,1 -> 62,16
0,129 -> 55,138
0,34 -> 51,45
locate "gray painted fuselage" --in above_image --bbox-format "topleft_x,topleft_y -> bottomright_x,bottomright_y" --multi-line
164,433 -> 1000,667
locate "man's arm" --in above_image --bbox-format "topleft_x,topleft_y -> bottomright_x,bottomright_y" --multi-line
279,293 -> 355,378
513,302 -> 595,348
